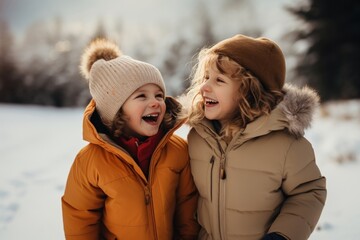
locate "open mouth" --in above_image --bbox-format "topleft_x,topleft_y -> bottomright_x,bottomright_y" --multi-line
204,98 -> 219,106
142,113 -> 159,123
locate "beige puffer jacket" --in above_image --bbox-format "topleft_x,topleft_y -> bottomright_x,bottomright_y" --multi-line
187,85 -> 327,240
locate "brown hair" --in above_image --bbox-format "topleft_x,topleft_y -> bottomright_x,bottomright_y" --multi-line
185,48 -> 285,138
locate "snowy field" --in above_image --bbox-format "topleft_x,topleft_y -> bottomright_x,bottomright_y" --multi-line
0,100 -> 360,239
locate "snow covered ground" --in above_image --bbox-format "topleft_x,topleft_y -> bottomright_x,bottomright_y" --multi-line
0,100 -> 359,239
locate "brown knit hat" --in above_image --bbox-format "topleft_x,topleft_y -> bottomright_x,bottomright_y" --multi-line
210,34 -> 286,91
80,39 -> 166,124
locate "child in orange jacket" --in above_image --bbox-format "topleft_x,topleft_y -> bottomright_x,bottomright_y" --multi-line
62,39 -> 199,240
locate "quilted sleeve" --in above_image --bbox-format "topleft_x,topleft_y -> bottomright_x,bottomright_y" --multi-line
62,148 -> 106,240
269,137 -> 326,240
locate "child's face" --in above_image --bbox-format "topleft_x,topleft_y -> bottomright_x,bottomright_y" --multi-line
200,66 -> 240,124
122,83 -> 166,138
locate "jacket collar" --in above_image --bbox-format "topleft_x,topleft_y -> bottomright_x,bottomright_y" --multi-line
193,84 -> 319,147
116,129 -> 165,178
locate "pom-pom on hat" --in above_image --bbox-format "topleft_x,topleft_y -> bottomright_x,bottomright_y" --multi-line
210,34 -> 286,91
80,38 -> 166,124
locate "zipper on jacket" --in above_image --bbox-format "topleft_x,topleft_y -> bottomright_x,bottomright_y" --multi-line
220,155 -> 226,180
218,154 -> 227,240
210,156 -> 215,202
144,185 -> 151,205
145,184 -> 158,240
127,164 -> 157,238
215,140 -> 227,180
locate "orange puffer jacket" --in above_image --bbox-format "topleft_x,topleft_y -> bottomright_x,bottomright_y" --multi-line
62,99 -> 200,240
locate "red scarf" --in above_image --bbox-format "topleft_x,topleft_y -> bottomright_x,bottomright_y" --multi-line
117,129 -> 164,178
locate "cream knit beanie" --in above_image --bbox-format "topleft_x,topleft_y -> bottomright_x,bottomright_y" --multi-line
80,39 -> 166,124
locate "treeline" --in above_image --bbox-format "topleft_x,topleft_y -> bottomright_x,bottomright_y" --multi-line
0,19 -> 91,107
0,0 -> 359,108
0,14 -> 216,107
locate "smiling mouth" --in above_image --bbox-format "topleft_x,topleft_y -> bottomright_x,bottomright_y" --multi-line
142,114 -> 159,123
204,98 -> 219,106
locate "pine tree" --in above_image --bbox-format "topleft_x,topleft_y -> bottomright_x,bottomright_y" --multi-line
288,0 -> 360,101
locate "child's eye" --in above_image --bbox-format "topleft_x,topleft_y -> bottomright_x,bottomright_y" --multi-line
135,94 -> 146,99
216,78 -> 225,83
156,93 -> 164,99
203,75 -> 209,82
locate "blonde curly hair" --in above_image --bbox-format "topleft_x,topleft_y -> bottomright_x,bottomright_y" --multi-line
183,48 -> 285,138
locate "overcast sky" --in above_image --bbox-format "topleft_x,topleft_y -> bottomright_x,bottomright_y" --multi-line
2,0 -> 195,36
2,0 -> 299,40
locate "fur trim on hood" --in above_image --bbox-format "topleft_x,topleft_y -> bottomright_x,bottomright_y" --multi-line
278,84 -> 320,137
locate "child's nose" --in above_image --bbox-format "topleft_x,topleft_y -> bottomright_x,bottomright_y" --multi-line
149,98 -> 160,107
200,80 -> 211,92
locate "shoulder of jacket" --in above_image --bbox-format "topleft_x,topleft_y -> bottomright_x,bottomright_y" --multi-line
163,135 -> 190,167
187,126 -> 201,139
75,143 -> 113,170
167,134 -> 188,150
256,129 -> 310,154
77,143 -> 101,157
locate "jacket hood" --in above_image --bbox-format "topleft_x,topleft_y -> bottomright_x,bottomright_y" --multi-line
186,84 -> 319,141
278,84 -> 320,137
